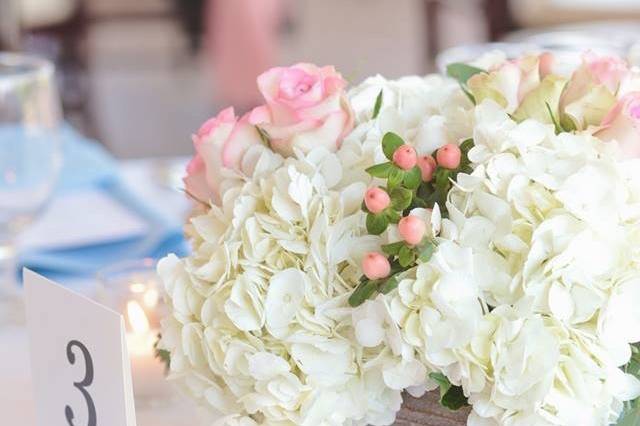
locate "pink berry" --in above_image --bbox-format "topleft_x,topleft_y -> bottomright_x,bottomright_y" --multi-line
398,216 -> 427,246
436,144 -> 462,169
392,145 -> 417,170
364,187 -> 390,214
362,252 -> 391,280
417,155 -> 436,182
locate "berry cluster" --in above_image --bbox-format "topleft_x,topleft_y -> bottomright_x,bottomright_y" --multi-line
349,132 -> 473,306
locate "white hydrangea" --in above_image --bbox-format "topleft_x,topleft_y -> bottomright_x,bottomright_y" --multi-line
158,74 -> 469,425
159,145 -> 395,425
372,99 -> 640,425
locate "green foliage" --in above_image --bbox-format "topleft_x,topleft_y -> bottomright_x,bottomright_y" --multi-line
379,275 -> 399,294
255,125 -> 271,145
348,279 -> 379,307
398,245 -> 416,267
446,63 -> 485,105
390,187 -> 413,211
385,209 -> 401,224
387,167 -> 404,189
617,344 -> 640,425
365,162 -> 394,178
418,241 -> 436,262
446,63 -> 485,85
429,372 -> 469,411
459,138 -> 474,155
381,241 -> 405,256
349,133 -> 479,306
546,101 -> 563,135
153,333 -> 170,373
403,166 -> 421,189
372,89 -> 384,119
366,212 -> 389,235
382,132 -> 405,160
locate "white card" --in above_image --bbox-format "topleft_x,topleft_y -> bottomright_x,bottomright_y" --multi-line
24,269 -> 137,426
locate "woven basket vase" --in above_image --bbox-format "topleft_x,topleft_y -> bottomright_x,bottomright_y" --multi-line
394,391 -> 470,426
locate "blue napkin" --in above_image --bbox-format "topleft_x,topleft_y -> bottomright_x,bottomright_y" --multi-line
18,125 -> 187,278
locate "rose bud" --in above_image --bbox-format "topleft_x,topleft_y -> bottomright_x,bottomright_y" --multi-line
436,144 -> 461,169
398,215 -> 427,246
364,187 -> 391,214
362,252 -> 391,280
417,155 -> 437,182
392,145 -> 418,170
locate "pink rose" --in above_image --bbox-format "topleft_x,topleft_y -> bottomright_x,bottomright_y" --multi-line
595,92 -> 640,158
584,52 -> 628,93
184,107 -> 262,204
250,63 -> 354,156
560,53 -> 629,130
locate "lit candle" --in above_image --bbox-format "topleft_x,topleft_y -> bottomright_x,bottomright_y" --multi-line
96,258 -> 172,404
125,299 -> 168,400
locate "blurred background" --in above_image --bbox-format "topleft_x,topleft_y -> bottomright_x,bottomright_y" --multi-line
1,0 -> 639,159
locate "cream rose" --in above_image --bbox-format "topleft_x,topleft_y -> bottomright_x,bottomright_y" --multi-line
560,53 -> 629,130
250,63 -> 354,156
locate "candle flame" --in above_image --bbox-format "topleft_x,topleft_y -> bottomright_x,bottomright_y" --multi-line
129,282 -> 146,294
143,288 -> 159,308
127,300 -> 150,334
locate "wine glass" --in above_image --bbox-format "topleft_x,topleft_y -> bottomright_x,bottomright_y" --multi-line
0,52 -> 62,324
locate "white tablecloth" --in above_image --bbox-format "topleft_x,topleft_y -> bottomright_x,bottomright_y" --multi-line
0,158 -> 210,426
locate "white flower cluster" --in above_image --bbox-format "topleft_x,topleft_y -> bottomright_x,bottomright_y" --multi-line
158,73 -> 469,425
371,99 -> 640,425
161,56 -> 640,426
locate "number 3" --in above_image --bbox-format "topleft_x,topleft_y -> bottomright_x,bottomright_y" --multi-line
65,340 -> 97,426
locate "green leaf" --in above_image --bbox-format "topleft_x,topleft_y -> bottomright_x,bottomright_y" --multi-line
418,241 -> 436,262
390,187 -> 413,211
381,241 -> 405,256
434,168 -> 451,191
617,344 -> 640,425
255,125 -> 271,145
387,167 -> 404,189
372,89 -> 383,119
446,63 -> 485,85
429,372 -> 449,389
428,372 -> 469,411
385,209 -> 401,224
348,279 -> 379,307
617,399 -> 640,426
380,275 -> 399,294
398,245 -> 415,267
382,132 -> 405,160
366,213 -> 389,235
365,162 -> 393,178
403,166 -> 421,189
460,84 -> 476,104
441,385 -> 468,410
459,138 -> 474,155
154,333 -> 171,372
545,101 -> 562,135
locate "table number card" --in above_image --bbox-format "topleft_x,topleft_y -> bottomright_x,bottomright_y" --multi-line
24,269 -> 137,426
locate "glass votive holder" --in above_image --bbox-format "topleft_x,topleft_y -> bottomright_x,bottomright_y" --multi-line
96,258 -> 172,407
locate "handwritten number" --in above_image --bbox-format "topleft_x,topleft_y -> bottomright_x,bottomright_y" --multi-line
65,340 -> 97,426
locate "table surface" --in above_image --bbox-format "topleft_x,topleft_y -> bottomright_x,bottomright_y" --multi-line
0,158 -> 210,426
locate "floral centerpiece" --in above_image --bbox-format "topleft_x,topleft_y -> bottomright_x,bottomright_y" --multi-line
157,52 -> 640,425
